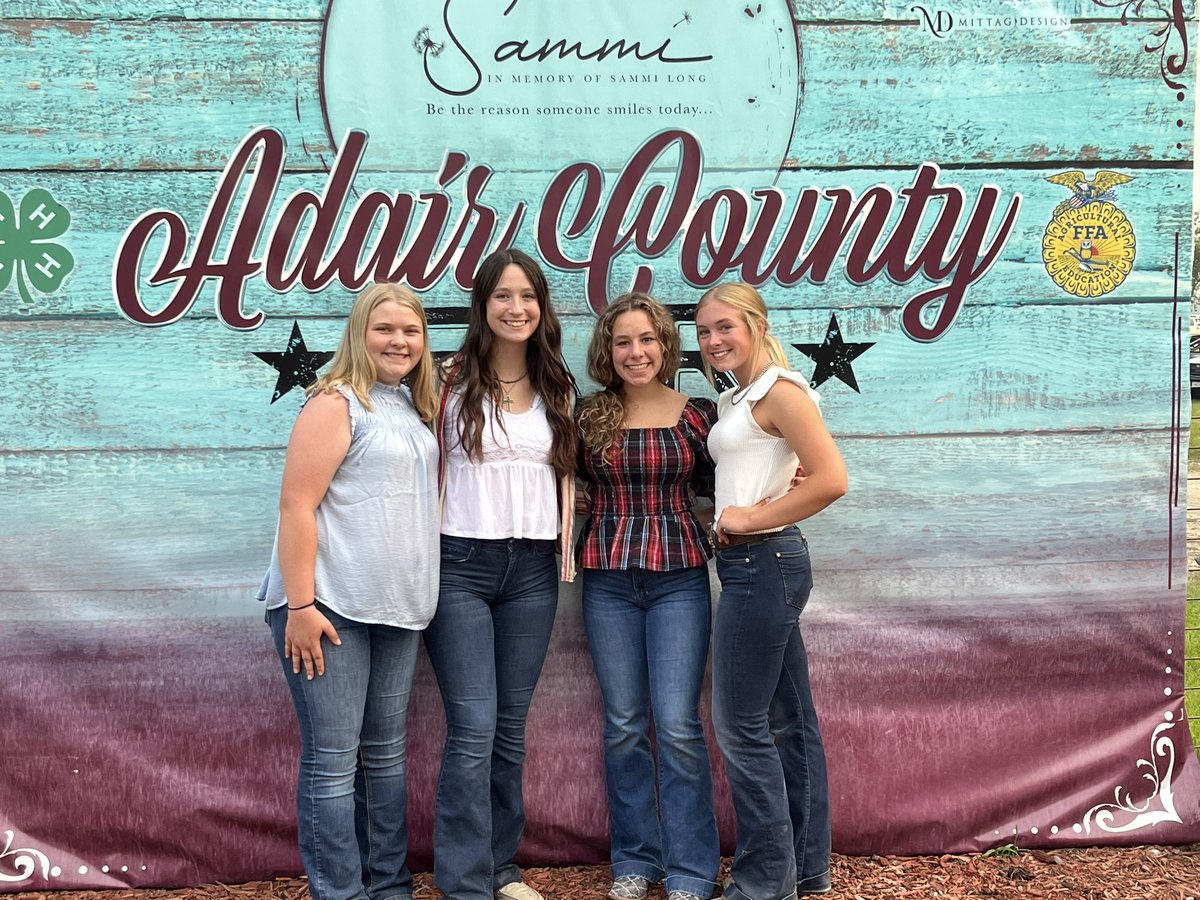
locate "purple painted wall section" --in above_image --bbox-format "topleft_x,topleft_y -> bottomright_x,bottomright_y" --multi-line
4,587 -> 1196,888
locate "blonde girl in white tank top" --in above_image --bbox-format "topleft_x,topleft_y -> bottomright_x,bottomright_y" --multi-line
695,283 -> 847,900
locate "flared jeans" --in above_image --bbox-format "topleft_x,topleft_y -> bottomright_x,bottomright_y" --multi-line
711,529 -> 831,900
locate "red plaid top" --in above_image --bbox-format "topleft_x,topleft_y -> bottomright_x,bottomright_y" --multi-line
576,398 -> 717,571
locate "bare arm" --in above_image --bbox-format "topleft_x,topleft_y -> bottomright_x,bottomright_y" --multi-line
714,380 -> 847,541
277,390 -> 352,679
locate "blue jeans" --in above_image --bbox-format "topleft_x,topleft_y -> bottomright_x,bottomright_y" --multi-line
582,565 -> 719,898
268,604 -> 421,900
422,536 -> 559,900
711,529 -> 831,900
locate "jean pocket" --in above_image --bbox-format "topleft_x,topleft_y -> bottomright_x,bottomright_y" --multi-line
533,539 -> 556,558
440,535 -> 476,563
716,552 -> 754,590
776,547 -> 813,612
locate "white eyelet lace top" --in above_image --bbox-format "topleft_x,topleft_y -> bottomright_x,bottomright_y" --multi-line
440,390 -> 559,540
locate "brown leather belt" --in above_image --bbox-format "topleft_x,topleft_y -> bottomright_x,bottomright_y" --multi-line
709,526 -> 798,550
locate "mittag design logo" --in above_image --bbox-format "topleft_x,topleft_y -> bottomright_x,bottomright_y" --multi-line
1041,169 -> 1136,298
320,0 -> 801,175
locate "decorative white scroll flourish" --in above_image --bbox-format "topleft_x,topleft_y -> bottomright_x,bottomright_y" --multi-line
1081,719 -> 1182,834
0,830 -> 51,883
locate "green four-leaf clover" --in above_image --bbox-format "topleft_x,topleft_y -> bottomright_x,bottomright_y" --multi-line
0,188 -> 76,304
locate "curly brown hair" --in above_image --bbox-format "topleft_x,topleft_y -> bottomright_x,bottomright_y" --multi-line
577,293 -> 682,458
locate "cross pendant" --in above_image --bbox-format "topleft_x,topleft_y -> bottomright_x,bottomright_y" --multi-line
502,392 -> 513,411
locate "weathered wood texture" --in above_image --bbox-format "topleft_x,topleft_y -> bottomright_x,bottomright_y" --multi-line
0,301 -> 1181,451
0,2 -> 1170,20
1,428 -> 1179,593
0,2 -> 1196,886
0,8 -> 1188,602
0,17 -> 1190,171
5,556 -> 1177,628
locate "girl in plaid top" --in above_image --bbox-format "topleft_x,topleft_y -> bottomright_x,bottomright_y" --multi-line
576,293 -> 720,900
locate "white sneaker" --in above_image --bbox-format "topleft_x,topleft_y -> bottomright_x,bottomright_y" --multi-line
608,875 -> 650,900
496,882 -> 544,900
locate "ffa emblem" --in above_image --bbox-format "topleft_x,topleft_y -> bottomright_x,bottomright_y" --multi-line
1041,170 -> 1136,297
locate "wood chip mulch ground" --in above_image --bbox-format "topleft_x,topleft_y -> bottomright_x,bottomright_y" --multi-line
8,847 -> 1200,900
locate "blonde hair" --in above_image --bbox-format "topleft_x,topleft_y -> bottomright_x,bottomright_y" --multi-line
577,293 -> 682,458
695,282 -> 790,385
308,283 -> 438,422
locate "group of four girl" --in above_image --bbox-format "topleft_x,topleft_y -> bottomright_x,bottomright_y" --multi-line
258,250 -> 848,900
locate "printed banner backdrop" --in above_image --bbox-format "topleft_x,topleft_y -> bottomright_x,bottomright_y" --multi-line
2,0 -> 1199,889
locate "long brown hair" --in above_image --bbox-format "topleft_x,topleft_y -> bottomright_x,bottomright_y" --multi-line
309,283 -> 437,422
447,248 -> 577,477
577,293 -> 681,458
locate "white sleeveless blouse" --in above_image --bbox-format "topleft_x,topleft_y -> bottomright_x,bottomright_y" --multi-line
258,383 -> 440,628
708,367 -> 821,533
440,390 -> 559,539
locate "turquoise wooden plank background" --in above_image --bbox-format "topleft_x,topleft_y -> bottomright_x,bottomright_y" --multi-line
1,2 -> 1170,18
1,0 -> 1197,889
0,303 -> 1180,449
0,10 -> 1191,171
0,429 -> 1174,587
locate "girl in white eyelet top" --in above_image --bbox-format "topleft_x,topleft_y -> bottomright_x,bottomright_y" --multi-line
423,249 -> 577,900
439,389 -> 559,540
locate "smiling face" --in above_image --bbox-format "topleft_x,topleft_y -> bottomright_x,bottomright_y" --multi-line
365,299 -> 425,385
610,310 -> 664,387
485,263 -> 541,347
695,298 -> 762,382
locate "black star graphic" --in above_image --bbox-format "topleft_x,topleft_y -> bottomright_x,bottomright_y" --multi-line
253,321 -> 334,403
793,313 -> 874,392
678,350 -> 737,391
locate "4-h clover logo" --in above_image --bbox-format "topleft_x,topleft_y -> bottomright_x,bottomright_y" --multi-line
0,188 -> 75,305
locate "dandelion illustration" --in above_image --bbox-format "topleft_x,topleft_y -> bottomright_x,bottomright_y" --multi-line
673,10 -> 692,27
412,26 -> 445,57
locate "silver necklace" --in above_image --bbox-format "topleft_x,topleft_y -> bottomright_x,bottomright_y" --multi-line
730,363 -> 772,405
497,371 -> 528,412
